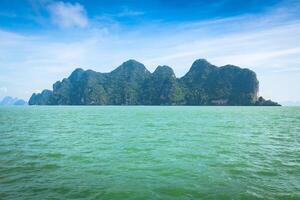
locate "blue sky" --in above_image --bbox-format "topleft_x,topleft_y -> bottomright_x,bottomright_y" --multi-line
0,0 -> 300,103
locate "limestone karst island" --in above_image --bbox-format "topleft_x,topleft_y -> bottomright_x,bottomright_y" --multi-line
29,59 -> 279,106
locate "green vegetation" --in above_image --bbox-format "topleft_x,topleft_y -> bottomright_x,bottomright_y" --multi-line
29,59 -> 280,106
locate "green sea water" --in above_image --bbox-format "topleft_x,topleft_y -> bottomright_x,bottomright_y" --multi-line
0,106 -> 299,200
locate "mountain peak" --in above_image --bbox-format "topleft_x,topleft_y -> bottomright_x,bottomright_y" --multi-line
73,67 -> 84,72
120,59 -> 146,69
191,59 -> 215,69
69,68 -> 85,82
194,58 -> 210,64
112,59 -> 149,75
153,65 -> 175,78
184,58 -> 217,78
123,59 -> 142,65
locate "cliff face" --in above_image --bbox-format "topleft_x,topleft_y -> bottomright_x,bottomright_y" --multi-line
180,59 -> 259,105
28,59 -> 279,106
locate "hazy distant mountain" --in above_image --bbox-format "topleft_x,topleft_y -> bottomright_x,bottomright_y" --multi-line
1,96 -> 16,105
13,99 -> 28,105
0,96 -> 27,106
29,59 -> 280,106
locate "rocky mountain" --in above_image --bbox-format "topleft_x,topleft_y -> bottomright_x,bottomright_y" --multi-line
0,96 -> 27,106
28,59 -> 280,106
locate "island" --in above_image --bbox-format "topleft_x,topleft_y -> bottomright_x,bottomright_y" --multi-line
29,59 -> 280,106
0,96 -> 27,106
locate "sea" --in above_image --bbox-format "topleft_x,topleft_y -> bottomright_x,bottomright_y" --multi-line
0,106 -> 299,200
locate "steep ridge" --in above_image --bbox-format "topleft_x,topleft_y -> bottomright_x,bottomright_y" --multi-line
29,59 -> 280,106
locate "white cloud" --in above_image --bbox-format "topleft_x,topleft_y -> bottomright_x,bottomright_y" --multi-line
47,1 -> 88,28
0,5 -> 300,102
0,86 -> 7,93
116,7 -> 144,17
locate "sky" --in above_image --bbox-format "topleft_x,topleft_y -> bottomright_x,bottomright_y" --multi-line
0,0 -> 300,104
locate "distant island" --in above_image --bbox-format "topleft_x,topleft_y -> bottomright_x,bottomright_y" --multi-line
29,59 -> 280,106
0,96 -> 27,106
